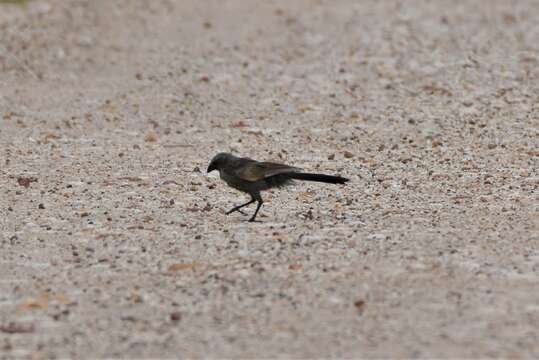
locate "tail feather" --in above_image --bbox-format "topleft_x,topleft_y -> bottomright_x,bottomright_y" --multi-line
289,172 -> 349,184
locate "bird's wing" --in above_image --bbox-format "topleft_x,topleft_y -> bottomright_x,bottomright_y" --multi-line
231,158 -> 300,182
258,162 -> 301,177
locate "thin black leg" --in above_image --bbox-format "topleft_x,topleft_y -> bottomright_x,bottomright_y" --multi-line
226,198 -> 255,215
248,200 -> 263,222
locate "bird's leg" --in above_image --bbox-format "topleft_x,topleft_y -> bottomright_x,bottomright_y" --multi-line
226,197 -> 255,215
248,199 -> 263,222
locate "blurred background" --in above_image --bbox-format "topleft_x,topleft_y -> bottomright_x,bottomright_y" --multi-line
1,1 -> 537,358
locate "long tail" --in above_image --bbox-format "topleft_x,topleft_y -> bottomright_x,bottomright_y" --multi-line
289,172 -> 349,184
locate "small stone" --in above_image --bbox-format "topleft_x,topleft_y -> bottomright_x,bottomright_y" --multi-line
354,299 -> 366,314
168,263 -> 198,272
170,312 -> 182,322
144,131 -> 158,142
18,177 -> 31,188
399,156 -> 412,164
343,151 -> 354,158
432,139 -> 443,147
17,177 -> 37,188
0,322 -> 35,334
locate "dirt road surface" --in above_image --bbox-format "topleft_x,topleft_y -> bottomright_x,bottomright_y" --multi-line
1,0 -> 538,358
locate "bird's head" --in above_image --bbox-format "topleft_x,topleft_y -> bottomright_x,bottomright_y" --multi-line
207,152 -> 233,173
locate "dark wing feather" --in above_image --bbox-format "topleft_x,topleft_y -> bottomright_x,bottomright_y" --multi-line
230,158 -> 300,182
258,162 -> 301,177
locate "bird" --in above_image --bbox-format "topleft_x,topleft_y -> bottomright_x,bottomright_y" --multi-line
207,152 -> 349,222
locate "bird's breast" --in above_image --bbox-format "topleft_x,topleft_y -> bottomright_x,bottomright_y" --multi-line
220,170 -> 245,189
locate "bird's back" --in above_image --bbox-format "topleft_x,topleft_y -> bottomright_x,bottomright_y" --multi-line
221,157 -> 298,193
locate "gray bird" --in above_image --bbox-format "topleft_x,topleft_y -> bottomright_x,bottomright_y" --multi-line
207,152 -> 349,222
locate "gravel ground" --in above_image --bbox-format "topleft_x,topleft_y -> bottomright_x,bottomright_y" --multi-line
1,0 -> 538,358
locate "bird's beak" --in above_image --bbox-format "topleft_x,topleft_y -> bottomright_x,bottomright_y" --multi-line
207,162 -> 216,173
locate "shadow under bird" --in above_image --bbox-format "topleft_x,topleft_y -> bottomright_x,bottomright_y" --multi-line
207,152 -> 349,222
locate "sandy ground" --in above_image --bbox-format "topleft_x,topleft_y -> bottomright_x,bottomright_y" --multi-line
0,0 -> 538,358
